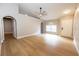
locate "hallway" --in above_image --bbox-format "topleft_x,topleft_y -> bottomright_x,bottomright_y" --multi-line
1,34 -> 78,56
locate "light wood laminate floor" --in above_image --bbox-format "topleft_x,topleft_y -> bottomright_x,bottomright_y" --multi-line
1,34 -> 78,56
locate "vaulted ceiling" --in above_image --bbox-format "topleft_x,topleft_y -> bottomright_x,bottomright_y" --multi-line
19,3 -> 76,20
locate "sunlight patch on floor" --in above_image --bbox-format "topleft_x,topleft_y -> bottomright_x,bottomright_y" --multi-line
41,34 -> 62,46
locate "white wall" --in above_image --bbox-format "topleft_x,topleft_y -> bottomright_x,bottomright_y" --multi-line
59,15 -> 73,38
0,4 -> 41,43
16,14 -> 41,39
0,3 -> 18,16
73,6 -> 79,54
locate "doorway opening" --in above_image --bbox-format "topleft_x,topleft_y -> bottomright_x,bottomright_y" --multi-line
3,16 -> 17,40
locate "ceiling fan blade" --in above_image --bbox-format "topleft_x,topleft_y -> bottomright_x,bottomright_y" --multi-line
43,11 -> 47,15
32,11 -> 39,15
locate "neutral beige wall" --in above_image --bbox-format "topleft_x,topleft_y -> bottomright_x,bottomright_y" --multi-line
59,15 -> 73,38
4,19 -> 13,34
16,14 -> 41,38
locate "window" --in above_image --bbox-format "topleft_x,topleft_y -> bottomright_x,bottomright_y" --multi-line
46,25 -> 57,32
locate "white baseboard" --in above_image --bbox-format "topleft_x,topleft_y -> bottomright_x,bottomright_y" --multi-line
17,33 -> 39,39
73,39 -> 79,55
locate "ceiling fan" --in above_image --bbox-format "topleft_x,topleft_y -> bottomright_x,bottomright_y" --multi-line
33,7 -> 47,18
39,7 -> 47,17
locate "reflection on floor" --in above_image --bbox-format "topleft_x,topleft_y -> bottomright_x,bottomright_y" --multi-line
1,34 -> 78,56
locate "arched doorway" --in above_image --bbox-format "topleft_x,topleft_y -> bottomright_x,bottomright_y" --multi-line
2,16 -> 17,40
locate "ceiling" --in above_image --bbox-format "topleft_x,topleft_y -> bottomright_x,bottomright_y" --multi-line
19,3 -> 76,20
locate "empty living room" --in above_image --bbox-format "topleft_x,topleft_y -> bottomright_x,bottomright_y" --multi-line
0,3 -> 79,57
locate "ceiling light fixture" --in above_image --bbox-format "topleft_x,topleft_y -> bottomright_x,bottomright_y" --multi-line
39,7 -> 47,17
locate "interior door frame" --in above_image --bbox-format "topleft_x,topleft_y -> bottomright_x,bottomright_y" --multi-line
1,16 -> 17,42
